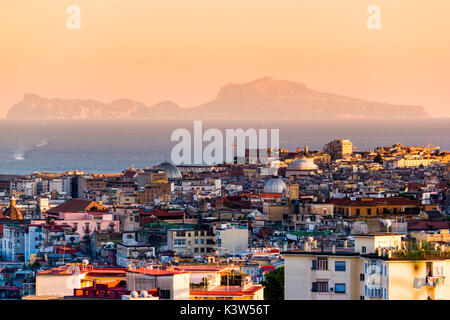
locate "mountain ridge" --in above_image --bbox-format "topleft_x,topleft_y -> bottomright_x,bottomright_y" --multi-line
6,77 -> 430,120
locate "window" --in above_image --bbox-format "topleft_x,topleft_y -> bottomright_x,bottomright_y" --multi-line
312,260 -> 317,270
335,261 -> 346,272
365,263 -> 368,273
174,239 -> 186,248
360,274 -> 365,281
317,258 -> 328,270
195,239 -> 198,245
367,208 -> 372,215
335,284 -> 346,294
362,246 -> 367,254
312,281 -> 329,293
360,296 -> 365,300
368,288 -> 382,298
159,290 -> 171,299
384,288 -> 386,299
317,281 -> 328,292
356,209 -> 360,216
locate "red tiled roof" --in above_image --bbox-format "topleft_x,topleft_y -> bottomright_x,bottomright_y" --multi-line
46,199 -> 107,215
260,265 -> 275,273
127,267 -> 188,276
168,266 -> 229,273
139,209 -> 184,218
329,197 -> 421,207
407,219 -> 450,231
190,286 -> 264,296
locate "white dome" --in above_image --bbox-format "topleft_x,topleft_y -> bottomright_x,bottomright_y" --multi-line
287,156 -> 318,171
155,162 -> 182,180
264,177 -> 287,193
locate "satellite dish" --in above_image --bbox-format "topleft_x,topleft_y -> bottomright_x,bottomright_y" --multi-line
140,291 -> 148,298
131,291 -> 139,298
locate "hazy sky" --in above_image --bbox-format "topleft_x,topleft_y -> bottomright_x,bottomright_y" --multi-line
1,0 -> 449,117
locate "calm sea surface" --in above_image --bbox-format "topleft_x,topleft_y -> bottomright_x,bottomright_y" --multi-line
0,118 -> 448,175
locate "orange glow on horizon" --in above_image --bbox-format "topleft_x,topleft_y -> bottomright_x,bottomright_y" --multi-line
0,0 -> 449,117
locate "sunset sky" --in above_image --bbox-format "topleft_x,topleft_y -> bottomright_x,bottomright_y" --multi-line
0,0 -> 449,117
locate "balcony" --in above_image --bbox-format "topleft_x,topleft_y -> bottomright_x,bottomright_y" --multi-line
388,250 -> 450,261
366,286 -> 382,298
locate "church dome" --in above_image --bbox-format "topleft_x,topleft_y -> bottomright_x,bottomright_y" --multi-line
155,162 -> 182,180
264,177 -> 287,194
3,196 -> 23,220
287,156 -> 318,171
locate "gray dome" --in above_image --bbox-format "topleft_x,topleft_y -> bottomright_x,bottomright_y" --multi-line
155,162 -> 182,180
264,177 -> 286,194
288,156 -> 318,171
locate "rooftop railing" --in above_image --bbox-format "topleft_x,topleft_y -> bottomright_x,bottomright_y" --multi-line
387,250 -> 450,261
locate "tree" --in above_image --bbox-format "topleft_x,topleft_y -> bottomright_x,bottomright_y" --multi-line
261,266 -> 284,300
373,154 -> 383,164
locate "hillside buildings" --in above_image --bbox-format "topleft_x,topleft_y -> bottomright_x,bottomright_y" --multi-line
0,142 -> 448,300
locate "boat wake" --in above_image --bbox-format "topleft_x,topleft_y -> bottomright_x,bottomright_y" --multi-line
14,151 -> 25,161
13,139 -> 50,161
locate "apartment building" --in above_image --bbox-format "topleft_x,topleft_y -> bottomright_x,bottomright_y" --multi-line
330,197 -> 437,217
176,179 -> 222,197
126,268 -> 190,300
167,224 -> 248,257
116,232 -> 156,268
284,233 -> 450,300
167,226 -> 217,257
323,139 -> 353,160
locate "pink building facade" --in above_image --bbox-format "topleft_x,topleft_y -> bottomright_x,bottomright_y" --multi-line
53,212 -> 119,237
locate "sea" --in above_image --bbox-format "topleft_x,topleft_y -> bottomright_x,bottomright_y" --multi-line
0,118 -> 448,175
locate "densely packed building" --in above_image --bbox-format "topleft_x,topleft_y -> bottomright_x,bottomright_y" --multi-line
0,140 -> 449,300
